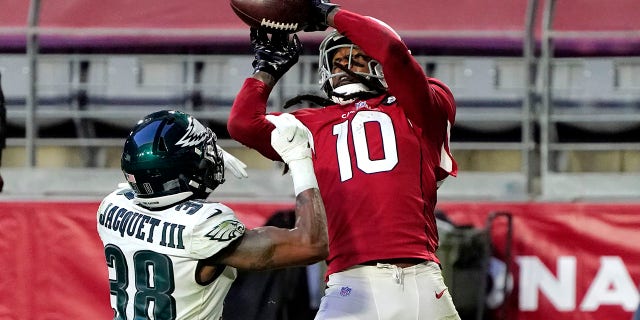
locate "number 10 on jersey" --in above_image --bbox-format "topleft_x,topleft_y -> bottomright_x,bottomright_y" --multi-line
332,111 -> 399,182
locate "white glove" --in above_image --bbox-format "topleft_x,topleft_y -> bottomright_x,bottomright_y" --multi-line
218,145 -> 248,179
265,113 -> 318,195
265,113 -> 312,164
284,113 -> 314,152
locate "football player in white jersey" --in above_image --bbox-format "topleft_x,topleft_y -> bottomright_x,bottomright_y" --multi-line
97,110 -> 327,320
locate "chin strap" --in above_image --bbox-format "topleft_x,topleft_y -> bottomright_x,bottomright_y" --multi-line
330,84 -> 379,105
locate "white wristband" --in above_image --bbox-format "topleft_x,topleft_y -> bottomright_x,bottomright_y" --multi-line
287,158 -> 319,196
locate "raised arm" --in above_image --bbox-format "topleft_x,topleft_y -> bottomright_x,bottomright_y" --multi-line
218,114 -> 328,270
227,29 -> 303,161
336,10 -> 445,128
314,3 -> 457,178
307,3 -> 454,134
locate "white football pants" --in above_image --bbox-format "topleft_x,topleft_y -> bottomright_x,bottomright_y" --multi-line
314,261 -> 461,320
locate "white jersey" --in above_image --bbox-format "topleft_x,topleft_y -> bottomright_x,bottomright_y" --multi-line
97,187 -> 246,320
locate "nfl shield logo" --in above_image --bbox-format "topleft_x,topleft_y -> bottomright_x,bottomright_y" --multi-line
339,286 -> 352,297
355,101 -> 368,110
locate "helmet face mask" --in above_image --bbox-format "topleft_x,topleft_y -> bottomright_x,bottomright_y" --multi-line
318,18 -> 407,104
121,110 -> 225,208
318,31 -> 386,103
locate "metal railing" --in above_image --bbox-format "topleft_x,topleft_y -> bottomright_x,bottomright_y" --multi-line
3,0 -> 639,200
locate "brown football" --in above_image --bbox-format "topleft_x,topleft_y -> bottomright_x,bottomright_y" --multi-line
230,0 -> 311,33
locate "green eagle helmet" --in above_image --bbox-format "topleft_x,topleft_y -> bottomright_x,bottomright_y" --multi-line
121,110 -> 225,208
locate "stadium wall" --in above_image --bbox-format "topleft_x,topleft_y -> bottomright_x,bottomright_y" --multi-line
1,0 -> 639,55
1,201 -> 639,319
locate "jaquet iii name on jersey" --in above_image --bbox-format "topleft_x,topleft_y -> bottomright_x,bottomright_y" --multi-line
98,202 -> 188,249
97,195 -> 241,249
98,195 -> 245,255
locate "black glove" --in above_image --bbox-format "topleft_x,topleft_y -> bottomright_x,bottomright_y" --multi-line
304,0 -> 340,32
251,28 -> 302,82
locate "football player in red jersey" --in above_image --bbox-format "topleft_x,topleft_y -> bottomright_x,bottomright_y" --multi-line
228,1 -> 460,318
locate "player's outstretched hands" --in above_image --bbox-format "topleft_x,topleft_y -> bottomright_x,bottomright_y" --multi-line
265,113 -> 311,164
251,28 -> 302,82
218,145 -> 248,179
304,0 -> 339,32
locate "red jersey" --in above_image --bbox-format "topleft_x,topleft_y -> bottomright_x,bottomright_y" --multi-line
228,10 -> 457,277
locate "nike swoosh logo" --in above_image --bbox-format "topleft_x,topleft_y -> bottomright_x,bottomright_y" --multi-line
207,209 -> 222,219
435,288 -> 447,299
287,127 -> 298,142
